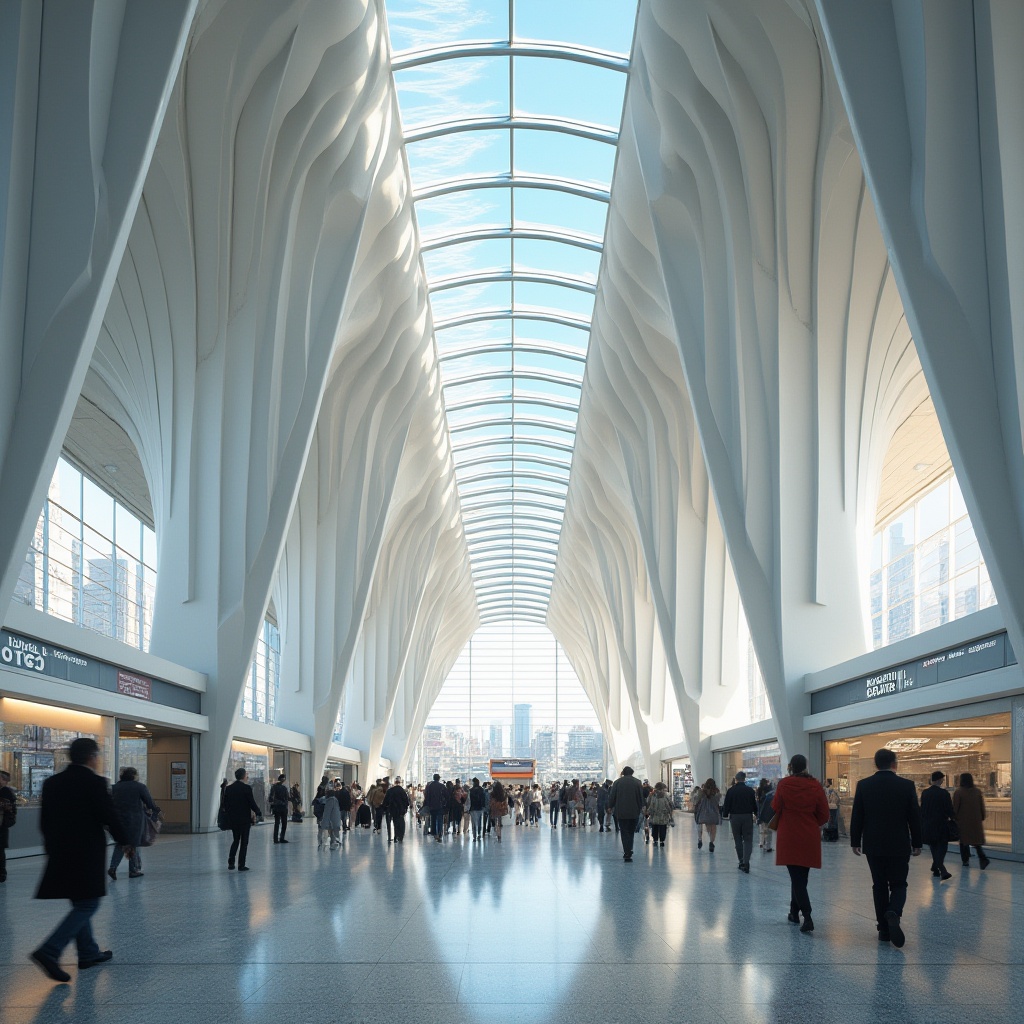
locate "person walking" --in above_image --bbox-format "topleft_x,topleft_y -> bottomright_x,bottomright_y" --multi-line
953,773 -> 990,869
0,769 -> 18,884
321,786 -> 342,848
920,771 -> 955,880
222,766 -> 262,871
597,780 -> 610,832
694,779 -> 722,852
548,782 -> 561,828
849,748 -> 923,947
108,766 -> 158,880
289,782 -> 303,822
773,754 -> 830,934
383,780 -> 410,843
337,780 -> 353,833
645,782 -> 674,848
490,781 -> 509,842
608,766 -> 645,863
269,773 -> 290,844
424,774 -> 447,842
722,771 -> 758,872
30,737 -> 133,982
756,778 -> 775,853
469,778 -> 487,840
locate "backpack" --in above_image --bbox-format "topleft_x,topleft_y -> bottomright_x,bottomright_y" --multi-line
313,795 -> 326,821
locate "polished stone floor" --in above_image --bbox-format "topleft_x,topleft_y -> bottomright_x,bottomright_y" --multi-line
1,818 -> 1020,1024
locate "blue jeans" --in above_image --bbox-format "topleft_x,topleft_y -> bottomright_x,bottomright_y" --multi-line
430,809 -> 444,836
470,808 -> 485,837
39,898 -> 101,960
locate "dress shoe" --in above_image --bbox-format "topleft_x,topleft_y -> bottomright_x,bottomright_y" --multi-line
884,910 -> 905,948
931,866 -> 940,876
279,839 -> 289,844
238,865 -> 250,871
979,856 -> 990,870
800,916 -> 814,933
78,951 -> 113,969
227,863 -> 235,870
787,911 -> 800,924
31,950 -> 70,983
107,868 -> 117,881
697,839 -> 703,849
940,870 -> 952,880
741,864 -> 750,873
709,842 -> 715,853
129,872 -> 144,878
878,930 -> 891,942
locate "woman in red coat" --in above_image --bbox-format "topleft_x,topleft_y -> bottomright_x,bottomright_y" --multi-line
772,754 -> 830,933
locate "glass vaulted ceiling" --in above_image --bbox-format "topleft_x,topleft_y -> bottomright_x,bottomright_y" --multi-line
386,0 -> 636,623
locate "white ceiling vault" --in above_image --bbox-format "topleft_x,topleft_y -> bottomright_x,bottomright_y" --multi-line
385,0 -> 638,623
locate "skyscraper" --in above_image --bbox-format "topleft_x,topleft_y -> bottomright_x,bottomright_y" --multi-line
514,703 -> 532,757
489,723 -> 503,758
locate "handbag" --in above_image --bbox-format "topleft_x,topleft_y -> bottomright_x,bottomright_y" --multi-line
767,814 -> 779,832
946,818 -> 960,842
140,812 -> 161,847
217,804 -> 230,831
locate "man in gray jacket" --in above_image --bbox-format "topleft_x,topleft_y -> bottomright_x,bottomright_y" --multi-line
607,766 -> 644,862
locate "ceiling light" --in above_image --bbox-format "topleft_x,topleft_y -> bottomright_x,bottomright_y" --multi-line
886,737 -> 930,752
104,463 -> 119,474
935,737 -> 982,751
135,723 -> 147,730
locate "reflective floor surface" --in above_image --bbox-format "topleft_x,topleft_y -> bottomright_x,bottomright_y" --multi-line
1,819 -> 1021,1023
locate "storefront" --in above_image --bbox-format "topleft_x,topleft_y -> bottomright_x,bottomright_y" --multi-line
806,609 -> 1022,855
716,742 -> 783,787
1,614 -> 207,855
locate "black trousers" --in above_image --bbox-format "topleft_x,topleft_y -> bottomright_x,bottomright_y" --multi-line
787,864 -> 812,916
549,803 -> 559,826
960,843 -> 988,865
651,823 -> 667,843
928,841 -> 948,871
618,818 -> 638,858
373,805 -> 384,830
866,854 -> 910,923
0,839 -> 6,881
273,809 -> 288,842
393,812 -> 406,842
229,824 -> 252,868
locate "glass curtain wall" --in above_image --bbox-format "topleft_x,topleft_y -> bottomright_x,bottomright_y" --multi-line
240,619 -> 281,724
15,457 -> 157,651
412,621 -> 603,784
871,473 -> 996,648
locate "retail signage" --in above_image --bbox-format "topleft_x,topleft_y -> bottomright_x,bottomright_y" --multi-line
489,758 -> 536,777
0,628 -> 201,714
171,761 -> 189,799
811,631 -> 1017,714
116,670 -> 153,701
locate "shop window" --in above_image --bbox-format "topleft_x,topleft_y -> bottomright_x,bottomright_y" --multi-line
871,473 -> 996,649
824,710 -> 1011,847
15,457 -> 156,652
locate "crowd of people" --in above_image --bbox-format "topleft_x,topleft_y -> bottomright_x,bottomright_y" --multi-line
20,736 -> 994,982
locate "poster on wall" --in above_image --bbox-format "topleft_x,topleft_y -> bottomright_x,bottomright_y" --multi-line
170,761 -> 188,800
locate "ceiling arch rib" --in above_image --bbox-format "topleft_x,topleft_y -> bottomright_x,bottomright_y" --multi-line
387,2 -> 633,621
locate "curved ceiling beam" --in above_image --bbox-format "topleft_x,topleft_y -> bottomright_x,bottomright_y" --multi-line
455,468 -> 570,490
454,452 -> 572,475
461,496 -> 566,516
441,342 -> 587,366
422,228 -> 602,255
405,114 -> 616,147
446,393 -> 580,416
392,40 -> 629,73
429,268 -> 596,296
414,172 -> 610,204
452,434 -> 576,457
444,367 -> 582,392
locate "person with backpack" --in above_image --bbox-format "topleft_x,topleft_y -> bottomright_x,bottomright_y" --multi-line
269,774 -> 290,844
468,778 -> 487,841
490,781 -> 509,842
312,785 -> 327,844
756,778 -> 776,853
321,786 -> 341,848
289,783 -> 303,823
645,782 -> 675,848
0,769 -> 17,883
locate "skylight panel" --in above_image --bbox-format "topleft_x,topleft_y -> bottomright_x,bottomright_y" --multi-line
513,129 -> 615,185
513,189 -> 608,238
513,282 -> 595,318
416,189 -> 511,237
513,0 -> 635,54
513,57 -> 624,128
512,240 -> 601,280
388,0 -> 508,53
422,238 -> 509,280
430,280 -> 512,321
406,130 -> 508,181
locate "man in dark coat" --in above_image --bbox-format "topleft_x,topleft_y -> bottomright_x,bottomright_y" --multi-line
222,767 -> 262,871
31,737 -> 133,982
423,774 -> 447,840
722,771 -> 759,873
269,773 -> 290,844
607,766 -> 644,862
850,747 -> 923,948
920,770 -> 956,880
383,779 -> 411,843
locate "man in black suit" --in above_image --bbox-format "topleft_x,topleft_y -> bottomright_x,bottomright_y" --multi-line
30,737 -> 133,982
269,773 -> 290,844
722,771 -> 759,873
222,767 -> 262,871
850,747 -> 923,948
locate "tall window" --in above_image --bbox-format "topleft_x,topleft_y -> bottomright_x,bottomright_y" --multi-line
241,619 -> 280,724
871,474 -> 996,648
412,622 -> 603,783
15,457 -> 157,651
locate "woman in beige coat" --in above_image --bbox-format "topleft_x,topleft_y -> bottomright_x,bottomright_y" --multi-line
953,773 -> 990,869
